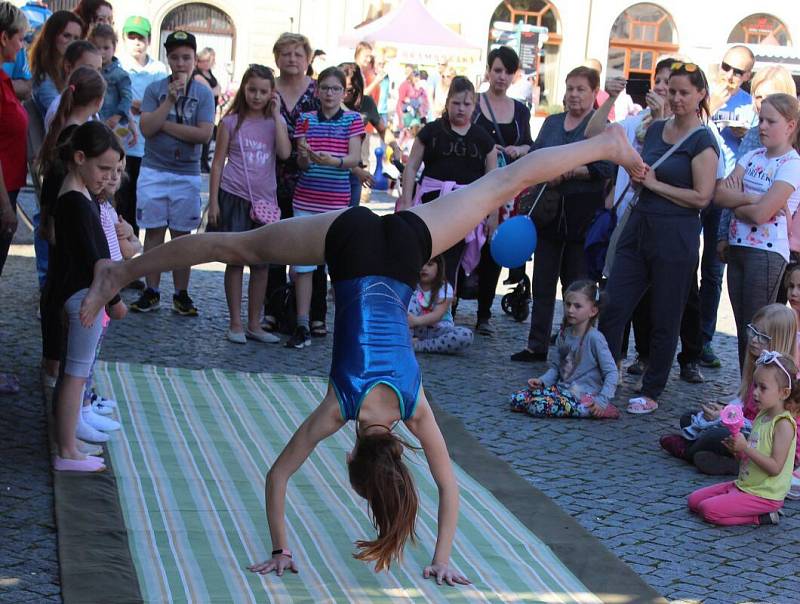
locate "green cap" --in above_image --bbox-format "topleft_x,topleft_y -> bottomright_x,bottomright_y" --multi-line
123,16 -> 151,38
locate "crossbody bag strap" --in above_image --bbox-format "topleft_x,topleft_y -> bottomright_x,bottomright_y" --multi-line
238,127 -> 255,201
481,93 -> 507,147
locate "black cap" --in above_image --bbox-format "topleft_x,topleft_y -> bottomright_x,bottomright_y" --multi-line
164,30 -> 196,52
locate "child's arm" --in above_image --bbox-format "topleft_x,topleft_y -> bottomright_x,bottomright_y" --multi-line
408,295 -> 451,328
537,343 -> 560,387
139,80 -> 178,138
311,130 -> 362,170
406,398 -> 470,585
115,71 -> 133,123
270,96 -> 292,161
590,331 -> 619,407
248,395 -> 345,576
207,122 -> 231,227
733,181 -> 795,225
116,217 -> 142,258
727,418 -> 795,476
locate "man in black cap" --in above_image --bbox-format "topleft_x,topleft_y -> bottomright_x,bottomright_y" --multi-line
131,30 -> 214,316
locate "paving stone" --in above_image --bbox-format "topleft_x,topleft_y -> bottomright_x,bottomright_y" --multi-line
2,188 -> 799,603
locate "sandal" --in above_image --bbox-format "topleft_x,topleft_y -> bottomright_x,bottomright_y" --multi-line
310,321 -> 328,337
627,396 -> 658,415
0,372 -> 20,395
261,315 -> 277,333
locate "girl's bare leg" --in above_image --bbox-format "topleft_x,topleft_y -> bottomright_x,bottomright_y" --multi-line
81,210 -> 348,324
247,266 -> 269,333
410,125 -> 644,257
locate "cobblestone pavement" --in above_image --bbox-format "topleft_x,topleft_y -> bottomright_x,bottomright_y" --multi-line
2,187 -> 799,603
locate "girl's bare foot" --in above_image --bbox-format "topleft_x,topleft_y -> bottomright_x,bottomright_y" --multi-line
603,124 -> 646,177
80,259 -> 123,327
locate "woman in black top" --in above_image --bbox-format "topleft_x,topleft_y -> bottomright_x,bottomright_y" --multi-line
599,63 -> 719,414
53,122 -> 126,473
473,46 -> 533,335
397,76 -> 497,287
193,47 -> 221,172
511,66 -> 615,362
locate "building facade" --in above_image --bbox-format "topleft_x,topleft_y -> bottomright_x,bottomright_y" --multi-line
42,0 -> 800,106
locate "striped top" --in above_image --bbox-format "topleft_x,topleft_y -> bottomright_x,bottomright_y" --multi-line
293,109 -> 364,213
99,201 -> 123,262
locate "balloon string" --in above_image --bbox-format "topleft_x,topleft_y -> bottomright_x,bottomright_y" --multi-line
526,183 -> 548,218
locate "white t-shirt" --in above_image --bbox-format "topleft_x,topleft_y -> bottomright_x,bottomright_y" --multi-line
728,147 -> 800,261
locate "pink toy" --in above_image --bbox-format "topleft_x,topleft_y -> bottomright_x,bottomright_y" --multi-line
721,404 -> 745,437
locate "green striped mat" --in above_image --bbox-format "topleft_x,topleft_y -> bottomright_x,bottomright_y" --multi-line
96,362 -> 601,603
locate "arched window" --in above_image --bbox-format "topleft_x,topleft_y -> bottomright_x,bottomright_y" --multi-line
488,1 -> 561,110
160,3 -> 236,90
728,14 -> 791,46
607,2 -> 678,96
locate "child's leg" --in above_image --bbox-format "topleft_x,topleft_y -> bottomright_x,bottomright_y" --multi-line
510,384 -> 586,418
142,226 -> 168,289
687,481 -> 732,513
414,326 -> 473,354
247,265 -> 269,332
691,482 -> 783,526
294,269 -> 314,328
224,265 -> 245,331
409,126 -> 644,258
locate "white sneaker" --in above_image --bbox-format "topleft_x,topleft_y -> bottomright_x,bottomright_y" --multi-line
76,415 -> 110,443
91,399 -> 114,416
77,439 -> 103,456
91,391 -> 117,409
82,406 -> 121,432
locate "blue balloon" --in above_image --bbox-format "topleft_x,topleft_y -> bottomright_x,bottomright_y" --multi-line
490,215 -> 537,268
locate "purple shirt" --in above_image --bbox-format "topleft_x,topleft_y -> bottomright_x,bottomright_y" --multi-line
220,114 -> 278,204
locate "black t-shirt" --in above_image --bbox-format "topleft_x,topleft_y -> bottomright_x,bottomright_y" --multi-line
418,118 -> 495,202
638,120 -> 720,217
355,94 -> 381,129
54,190 -> 113,305
472,96 -> 533,152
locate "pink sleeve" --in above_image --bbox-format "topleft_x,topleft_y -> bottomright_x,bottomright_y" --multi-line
348,112 -> 365,138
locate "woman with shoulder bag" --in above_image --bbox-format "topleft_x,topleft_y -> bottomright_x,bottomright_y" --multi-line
472,46 -> 533,335
511,66 -> 614,362
599,63 -> 720,415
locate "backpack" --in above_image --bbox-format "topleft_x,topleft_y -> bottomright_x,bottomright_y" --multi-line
583,194 -> 624,282
267,283 -> 297,335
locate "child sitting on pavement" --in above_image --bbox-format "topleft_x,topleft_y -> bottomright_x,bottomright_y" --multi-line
661,303 -> 798,474
688,351 -> 798,526
407,255 -> 473,354
510,280 -> 619,419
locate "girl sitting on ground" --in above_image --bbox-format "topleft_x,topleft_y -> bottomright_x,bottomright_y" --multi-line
660,303 -> 797,474
407,255 -> 473,354
79,122 -> 645,581
688,351 -> 799,526
207,64 -> 291,345
510,280 -> 619,419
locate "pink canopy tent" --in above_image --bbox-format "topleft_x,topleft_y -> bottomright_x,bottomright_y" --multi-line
339,0 -> 481,64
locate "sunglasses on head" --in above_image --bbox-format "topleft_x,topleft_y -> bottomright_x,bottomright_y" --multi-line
671,61 -> 698,73
720,61 -> 747,78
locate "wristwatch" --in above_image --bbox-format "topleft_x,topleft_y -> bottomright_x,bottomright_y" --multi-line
271,548 -> 292,558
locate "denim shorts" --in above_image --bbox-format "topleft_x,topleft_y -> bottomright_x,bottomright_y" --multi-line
136,166 -> 202,232
291,208 -> 321,274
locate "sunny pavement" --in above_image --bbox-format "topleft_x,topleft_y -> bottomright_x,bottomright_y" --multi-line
1,185 -> 798,604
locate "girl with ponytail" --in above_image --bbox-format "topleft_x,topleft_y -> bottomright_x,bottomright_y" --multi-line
38,64 -> 106,398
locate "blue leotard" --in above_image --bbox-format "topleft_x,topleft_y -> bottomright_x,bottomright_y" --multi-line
324,207 -> 432,422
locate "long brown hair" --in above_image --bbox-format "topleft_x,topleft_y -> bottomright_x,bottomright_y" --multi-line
29,10 -> 86,87
762,93 -> 800,153
38,66 -> 106,174
225,64 -> 276,134
348,430 -> 418,571
419,255 -> 447,311
668,63 -> 711,120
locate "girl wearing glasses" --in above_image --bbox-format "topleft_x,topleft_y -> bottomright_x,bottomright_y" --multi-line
661,304 -> 798,476
715,93 -> 800,369
688,350 -> 798,526
599,62 -> 720,415
288,66 -> 365,349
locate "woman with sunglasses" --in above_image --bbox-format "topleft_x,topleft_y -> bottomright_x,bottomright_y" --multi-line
599,62 -> 720,415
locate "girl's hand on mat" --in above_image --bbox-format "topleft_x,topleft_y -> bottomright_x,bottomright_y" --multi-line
423,563 -> 471,586
247,555 -> 298,576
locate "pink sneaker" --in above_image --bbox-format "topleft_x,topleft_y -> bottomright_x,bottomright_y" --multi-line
53,456 -> 106,472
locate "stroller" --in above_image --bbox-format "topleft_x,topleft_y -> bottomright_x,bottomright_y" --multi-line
499,183 -> 550,323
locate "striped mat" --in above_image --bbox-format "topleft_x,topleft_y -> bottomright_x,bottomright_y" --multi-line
95,362 -> 601,604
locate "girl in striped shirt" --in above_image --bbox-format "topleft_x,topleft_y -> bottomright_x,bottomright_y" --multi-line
288,66 -> 365,349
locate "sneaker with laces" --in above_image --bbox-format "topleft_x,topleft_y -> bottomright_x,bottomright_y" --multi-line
680,362 -> 705,383
172,290 -> 198,316
699,343 -> 722,368
285,326 -> 311,349
76,415 -> 110,443
759,511 -> 780,525
130,288 -> 160,312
